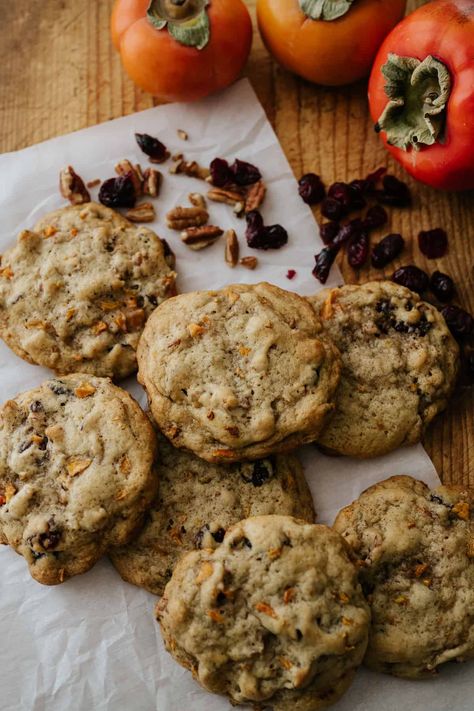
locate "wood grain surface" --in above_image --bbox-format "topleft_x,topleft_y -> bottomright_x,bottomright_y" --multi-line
0,0 -> 472,484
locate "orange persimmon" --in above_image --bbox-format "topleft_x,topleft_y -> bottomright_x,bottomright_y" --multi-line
111,0 -> 252,102
256,0 -> 406,86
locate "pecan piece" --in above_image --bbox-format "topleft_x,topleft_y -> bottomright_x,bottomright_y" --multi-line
188,192 -> 206,209
177,129 -> 188,141
125,202 -> 156,223
245,180 -> 266,212
143,168 -> 161,197
225,229 -> 239,267
115,159 -> 143,195
166,206 -> 209,230
240,256 -> 258,270
125,308 -> 146,331
59,166 -> 90,205
181,225 -> 223,250
86,178 -> 101,188
170,158 -> 210,180
207,186 -> 245,216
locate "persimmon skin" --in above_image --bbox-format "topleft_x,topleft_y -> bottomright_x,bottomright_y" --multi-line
369,0 -> 474,191
256,0 -> 406,86
111,0 -> 252,102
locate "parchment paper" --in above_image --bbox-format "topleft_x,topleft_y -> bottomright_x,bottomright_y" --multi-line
0,79 -> 470,711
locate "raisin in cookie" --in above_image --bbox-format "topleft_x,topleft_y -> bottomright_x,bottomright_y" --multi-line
0,202 -> 176,379
308,281 -> 459,458
138,282 -> 341,462
0,375 -> 157,585
157,515 -> 370,711
334,475 -> 474,678
110,436 -> 315,595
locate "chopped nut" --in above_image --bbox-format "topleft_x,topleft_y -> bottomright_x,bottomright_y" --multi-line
115,159 -> 143,195
43,225 -> 57,238
170,158 -> 210,180
99,300 -> 120,311
226,426 -> 239,437
92,321 -> 108,335
74,383 -> 96,398
268,547 -> 282,560
166,205 -> 209,230
44,424 -> 64,441
211,449 -> 234,459
166,424 -> 181,439
125,308 -> 146,331
341,616 -> 353,626
207,610 -> 224,623
338,592 -> 350,604
188,192 -> 206,209
245,180 -> 266,212
225,229 -> 239,267
239,345 -> 251,356
188,323 -> 206,337
58,568 -> 66,583
278,657 -> 293,670
196,561 -> 214,583
86,178 -> 101,188
125,202 -> 156,223
414,563 -> 429,578
452,501 -> 470,521
119,455 -> 131,475
65,308 -> 76,322
0,266 -> 14,279
240,256 -> 258,270
59,166 -> 90,205
467,539 -> 474,558
5,483 -> 16,502
255,602 -> 278,619
181,225 -> 223,250
283,587 -> 295,604
26,320 -> 48,330
177,129 -> 188,141
67,458 -> 92,477
422,578 -> 432,587
394,595 -> 408,605
114,312 -> 127,332
142,168 -> 161,197
115,490 -> 127,501
70,228 -> 78,237
207,411 -> 215,420
172,153 -> 183,162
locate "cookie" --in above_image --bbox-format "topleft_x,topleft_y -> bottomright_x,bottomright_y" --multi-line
308,281 -> 459,458
0,375 -> 157,585
157,515 -> 370,711
138,282 -> 341,462
333,475 -> 474,678
110,436 -> 315,595
0,202 -> 177,379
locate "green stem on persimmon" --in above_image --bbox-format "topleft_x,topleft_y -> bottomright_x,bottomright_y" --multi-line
299,0 -> 355,21
147,0 -> 210,49
376,53 -> 451,151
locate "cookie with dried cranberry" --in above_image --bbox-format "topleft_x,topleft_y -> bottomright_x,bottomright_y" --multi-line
137,282 -> 341,462
110,435 -> 315,595
157,515 -> 370,711
0,202 -> 176,379
0,375 -> 157,585
334,475 -> 474,678
308,281 -> 459,458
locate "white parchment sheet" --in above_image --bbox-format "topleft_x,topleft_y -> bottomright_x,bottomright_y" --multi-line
0,79 -> 470,711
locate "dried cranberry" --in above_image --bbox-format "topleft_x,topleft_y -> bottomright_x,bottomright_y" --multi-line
465,350 -> 474,380
298,173 -> 325,204
320,221 -> 340,245
209,157 -> 233,187
321,197 -> 345,221
312,246 -> 339,284
286,269 -> 296,280
262,224 -> 288,249
418,228 -> 448,259
347,230 -> 369,268
365,167 -> 387,192
328,182 -> 352,210
332,219 -> 363,249
392,265 -> 429,294
245,211 -> 287,250
371,233 -> 404,269
441,305 -> 474,339
376,175 -> 411,207
231,159 -> 261,186
211,528 -> 225,543
363,205 -> 388,230
347,181 -> 367,210
99,175 -> 136,208
430,271 -> 455,303
38,529 -> 61,550
135,133 -> 169,162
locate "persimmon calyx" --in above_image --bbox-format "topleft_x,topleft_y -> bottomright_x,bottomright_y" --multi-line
299,0 -> 355,21
376,54 -> 451,151
147,0 -> 210,49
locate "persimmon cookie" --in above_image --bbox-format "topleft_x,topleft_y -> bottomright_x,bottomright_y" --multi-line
0,375 -> 157,585
309,281 -> 459,458
110,435 -> 315,596
156,515 -> 370,711
137,282 -> 341,462
0,202 -> 176,379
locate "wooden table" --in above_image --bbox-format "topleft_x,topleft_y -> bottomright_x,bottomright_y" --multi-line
1,0 -> 472,484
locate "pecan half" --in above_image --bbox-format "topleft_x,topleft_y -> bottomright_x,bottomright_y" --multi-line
245,180 -> 266,212
225,229 -> 239,267
207,186 -> 245,217
143,168 -> 161,197
115,159 -> 143,196
170,158 -> 210,181
240,256 -> 258,270
125,202 -> 156,223
59,166 -> 90,205
166,206 -> 209,230
181,225 -> 223,250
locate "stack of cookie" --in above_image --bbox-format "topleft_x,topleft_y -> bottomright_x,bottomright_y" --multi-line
0,201 -> 470,710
